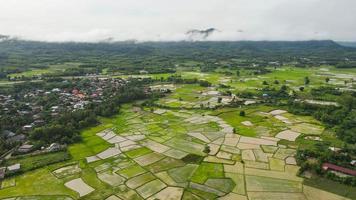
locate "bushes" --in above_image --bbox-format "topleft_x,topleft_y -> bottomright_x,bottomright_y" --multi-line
310,86 -> 342,97
166,75 -> 212,87
239,111 -> 245,116
30,124 -> 81,145
26,79 -> 149,147
296,144 -> 356,187
336,62 -> 356,68
198,80 -> 212,87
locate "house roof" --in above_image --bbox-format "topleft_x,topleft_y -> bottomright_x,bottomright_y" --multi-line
7,163 -> 21,171
322,163 -> 356,176
19,144 -> 34,149
1,130 -> 16,138
6,134 -> 26,143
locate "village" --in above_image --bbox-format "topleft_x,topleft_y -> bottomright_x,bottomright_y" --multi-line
0,77 -> 128,178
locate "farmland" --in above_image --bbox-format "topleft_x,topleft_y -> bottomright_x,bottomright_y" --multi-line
0,65 -> 355,199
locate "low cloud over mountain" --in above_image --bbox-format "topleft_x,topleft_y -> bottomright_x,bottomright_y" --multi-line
186,28 -> 219,41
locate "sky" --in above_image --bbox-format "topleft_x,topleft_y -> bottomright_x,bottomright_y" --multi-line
0,0 -> 355,42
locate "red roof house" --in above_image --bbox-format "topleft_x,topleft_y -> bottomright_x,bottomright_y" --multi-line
72,89 -> 79,95
322,163 -> 356,176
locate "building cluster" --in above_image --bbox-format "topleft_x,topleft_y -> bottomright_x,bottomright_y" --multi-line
0,77 -> 126,156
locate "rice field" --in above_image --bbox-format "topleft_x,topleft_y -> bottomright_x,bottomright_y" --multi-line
0,67 -> 354,199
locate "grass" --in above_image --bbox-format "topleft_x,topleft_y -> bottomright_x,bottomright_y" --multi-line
0,168 -> 77,199
5,151 -> 71,173
303,177 -> 356,199
7,62 -> 82,78
116,165 -> 146,179
168,164 -> 199,183
215,106 -> 286,137
113,73 -> 173,80
269,158 -> 285,171
182,191 -> 203,200
126,172 -> 156,189
8,68 -> 54,78
125,147 -> 152,158
147,157 -> 185,173
1,178 -> 16,189
79,167 -> 114,199
225,173 -> 246,195
191,162 -> 224,184
68,118 -> 114,161
136,179 -> 166,199
164,138 -> 206,156
187,188 -> 218,200
167,84 -> 209,102
245,175 -> 302,192
204,178 -> 235,193
290,123 -> 324,135
0,113 -> 120,199
1,67 -> 355,199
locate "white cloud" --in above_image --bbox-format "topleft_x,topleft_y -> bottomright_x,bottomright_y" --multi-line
0,0 -> 355,42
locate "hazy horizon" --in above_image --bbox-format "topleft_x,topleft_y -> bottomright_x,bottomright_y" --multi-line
1,0 -> 356,42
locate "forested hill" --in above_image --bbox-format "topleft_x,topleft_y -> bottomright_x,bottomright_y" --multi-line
338,41 -> 356,48
1,39 -> 356,69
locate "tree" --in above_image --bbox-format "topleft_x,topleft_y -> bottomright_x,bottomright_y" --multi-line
274,80 -> 279,84
304,76 -> 310,85
203,145 -> 211,154
325,77 -> 330,83
262,81 -> 268,85
280,85 -> 287,91
239,110 -> 245,116
217,97 -> 222,103
338,93 -> 354,111
236,70 -> 240,77
199,80 -> 212,87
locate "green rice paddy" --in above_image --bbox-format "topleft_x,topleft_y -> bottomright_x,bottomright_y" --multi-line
1,66 -> 355,199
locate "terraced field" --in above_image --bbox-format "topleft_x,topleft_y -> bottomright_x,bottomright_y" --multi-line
0,103 -> 352,200
0,66 -> 355,199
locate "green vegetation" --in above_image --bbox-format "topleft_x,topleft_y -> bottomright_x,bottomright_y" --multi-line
191,163 -> 224,184
4,151 -> 71,176
1,40 -> 356,199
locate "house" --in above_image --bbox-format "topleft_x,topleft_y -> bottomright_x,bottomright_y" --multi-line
51,106 -> 59,112
139,70 -> 148,74
7,163 -> 21,172
32,106 -> 42,113
22,125 -> 33,132
18,144 -> 34,153
47,143 -> 63,152
322,163 -> 356,177
33,120 -> 45,126
351,160 -> 356,166
72,89 -> 79,95
33,114 -> 42,120
76,93 -> 86,99
1,130 -> 16,138
6,134 -> 26,143
52,88 -> 61,92
329,147 -> 341,152
74,103 -> 84,109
